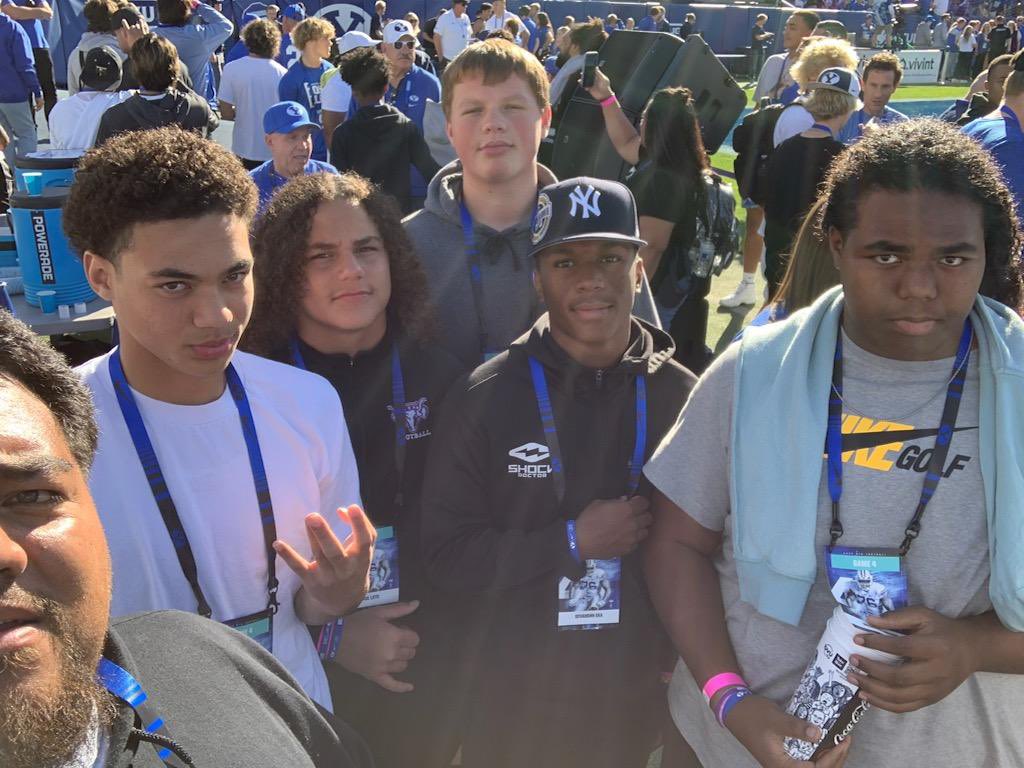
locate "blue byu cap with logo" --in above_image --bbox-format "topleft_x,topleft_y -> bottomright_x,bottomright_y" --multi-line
263,101 -> 318,134
529,177 -> 647,258
282,3 -> 306,20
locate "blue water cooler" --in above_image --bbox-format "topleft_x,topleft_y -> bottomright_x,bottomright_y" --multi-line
9,188 -> 96,307
14,150 -> 84,192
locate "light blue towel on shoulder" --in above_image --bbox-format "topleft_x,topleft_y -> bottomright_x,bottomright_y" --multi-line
731,286 -> 1024,630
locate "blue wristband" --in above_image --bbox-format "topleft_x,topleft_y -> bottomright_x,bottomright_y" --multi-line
566,520 -> 582,564
716,686 -> 752,727
316,618 -> 345,662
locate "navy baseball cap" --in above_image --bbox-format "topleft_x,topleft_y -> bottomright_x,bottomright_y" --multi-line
529,177 -> 647,258
263,101 -> 317,134
282,3 -> 306,20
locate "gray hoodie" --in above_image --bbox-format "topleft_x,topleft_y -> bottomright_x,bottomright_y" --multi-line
403,161 -> 660,370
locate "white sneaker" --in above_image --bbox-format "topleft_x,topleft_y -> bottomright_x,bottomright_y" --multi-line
719,279 -> 758,308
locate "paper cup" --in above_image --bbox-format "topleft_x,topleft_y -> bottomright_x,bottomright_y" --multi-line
22,172 -> 42,195
784,607 -> 901,761
37,289 -> 57,314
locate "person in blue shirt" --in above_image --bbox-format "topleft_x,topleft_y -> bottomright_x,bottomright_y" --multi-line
838,52 -> 909,144
250,101 -> 338,210
154,0 -> 232,100
380,19 -> 441,208
1,0 -> 54,118
278,16 -> 333,162
637,5 -> 658,31
963,50 -> 1024,218
0,11 -> 40,169
277,3 -> 304,70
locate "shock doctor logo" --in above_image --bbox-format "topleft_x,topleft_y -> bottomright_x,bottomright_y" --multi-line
32,210 -> 56,285
508,442 -> 553,478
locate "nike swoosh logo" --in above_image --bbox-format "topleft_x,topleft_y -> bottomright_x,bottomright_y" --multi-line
837,426 -> 977,452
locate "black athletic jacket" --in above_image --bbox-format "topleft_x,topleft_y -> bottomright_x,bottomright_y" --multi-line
281,329 -> 461,606
421,315 -> 696,707
102,611 -> 372,768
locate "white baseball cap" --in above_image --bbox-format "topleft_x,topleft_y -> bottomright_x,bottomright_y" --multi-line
382,19 -> 416,45
338,30 -> 375,54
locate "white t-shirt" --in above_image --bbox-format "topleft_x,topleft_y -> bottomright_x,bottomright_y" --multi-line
219,56 -> 288,161
958,33 -> 978,52
434,8 -> 473,60
483,9 -> 517,33
773,103 -> 814,147
48,90 -> 134,150
78,350 -> 362,712
321,71 -> 352,115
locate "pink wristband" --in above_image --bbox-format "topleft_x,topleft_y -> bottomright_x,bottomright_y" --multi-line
702,672 -> 747,703
600,94 -> 618,108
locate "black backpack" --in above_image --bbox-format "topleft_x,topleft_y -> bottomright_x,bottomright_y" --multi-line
732,99 -> 796,204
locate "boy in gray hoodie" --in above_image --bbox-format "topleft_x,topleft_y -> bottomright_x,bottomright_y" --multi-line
403,38 -> 659,370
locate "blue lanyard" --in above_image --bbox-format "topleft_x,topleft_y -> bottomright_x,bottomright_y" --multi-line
460,201 -> 500,361
291,339 -> 409,498
527,356 -> 646,505
97,657 -> 183,766
108,350 -> 280,618
810,122 -> 834,138
826,320 -> 973,554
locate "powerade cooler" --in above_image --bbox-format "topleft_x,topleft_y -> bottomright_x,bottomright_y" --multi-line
9,188 -> 96,307
14,150 -> 84,192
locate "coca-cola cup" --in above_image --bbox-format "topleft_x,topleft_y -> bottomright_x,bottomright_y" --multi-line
783,607 -> 901,761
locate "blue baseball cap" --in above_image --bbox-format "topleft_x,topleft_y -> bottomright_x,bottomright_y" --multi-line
263,101 -> 317,135
282,3 -> 306,20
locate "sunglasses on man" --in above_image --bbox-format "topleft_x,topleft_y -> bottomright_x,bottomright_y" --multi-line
391,40 -> 417,49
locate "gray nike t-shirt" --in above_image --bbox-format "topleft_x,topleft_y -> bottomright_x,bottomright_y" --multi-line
645,332 -> 1024,768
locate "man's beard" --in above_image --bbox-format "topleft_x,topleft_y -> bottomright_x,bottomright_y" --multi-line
0,589 -> 116,768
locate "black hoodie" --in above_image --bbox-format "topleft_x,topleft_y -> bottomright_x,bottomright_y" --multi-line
100,611 -> 372,768
330,103 -> 440,214
94,89 -> 216,147
420,315 -> 696,765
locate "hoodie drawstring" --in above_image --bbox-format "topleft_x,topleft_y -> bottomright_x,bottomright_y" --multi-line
130,726 -> 199,768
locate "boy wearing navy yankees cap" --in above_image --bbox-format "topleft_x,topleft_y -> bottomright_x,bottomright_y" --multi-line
420,177 -> 697,768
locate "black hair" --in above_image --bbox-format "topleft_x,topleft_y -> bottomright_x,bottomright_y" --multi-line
0,313 -> 98,471
339,46 -> 389,99
64,126 -> 257,264
821,119 -> 1024,311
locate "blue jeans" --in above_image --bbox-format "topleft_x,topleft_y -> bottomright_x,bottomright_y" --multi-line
0,100 -> 37,172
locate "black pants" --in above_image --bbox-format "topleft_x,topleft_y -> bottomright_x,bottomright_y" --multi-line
33,48 -> 57,120
327,607 -> 470,768
461,684 -> 663,768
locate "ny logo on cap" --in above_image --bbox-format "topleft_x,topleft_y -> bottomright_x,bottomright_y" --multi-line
569,185 -> 601,219
821,70 -> 842,86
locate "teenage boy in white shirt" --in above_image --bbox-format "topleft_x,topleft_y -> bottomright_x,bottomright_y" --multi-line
63,126 -> 374,712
